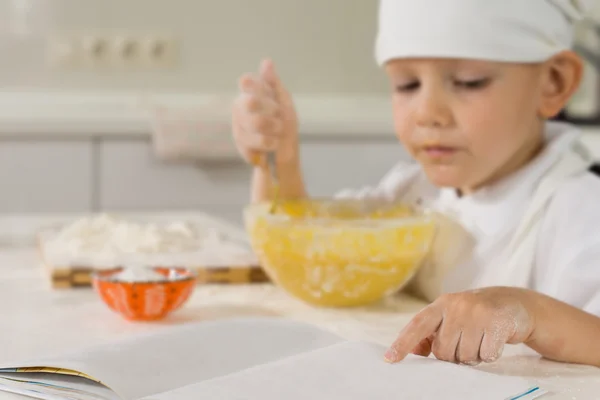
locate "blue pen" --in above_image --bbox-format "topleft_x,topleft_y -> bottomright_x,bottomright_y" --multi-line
508,386 -> 542,400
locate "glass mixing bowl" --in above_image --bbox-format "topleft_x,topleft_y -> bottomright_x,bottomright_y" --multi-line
244,198 -> 437,307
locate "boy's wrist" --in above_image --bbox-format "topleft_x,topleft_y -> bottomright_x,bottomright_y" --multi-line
519,288 -> 549,345
277,159 -> 302,177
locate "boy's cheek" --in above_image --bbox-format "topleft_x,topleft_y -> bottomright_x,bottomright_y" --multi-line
392,103 -> 413,130
468,132 -> 521,170
395,131 -> 418,158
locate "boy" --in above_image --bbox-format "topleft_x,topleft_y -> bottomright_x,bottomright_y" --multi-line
231,0 -> 600,367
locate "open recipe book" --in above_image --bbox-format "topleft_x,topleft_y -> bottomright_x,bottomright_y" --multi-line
0,318 -> 547,400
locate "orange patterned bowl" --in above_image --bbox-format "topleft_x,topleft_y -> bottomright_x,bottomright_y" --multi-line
92,267 -> 196,321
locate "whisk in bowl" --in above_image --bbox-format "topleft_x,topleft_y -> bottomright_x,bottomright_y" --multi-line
266,152 -> 279,214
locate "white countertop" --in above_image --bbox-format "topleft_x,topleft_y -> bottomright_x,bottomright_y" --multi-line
1,241 -> 600,399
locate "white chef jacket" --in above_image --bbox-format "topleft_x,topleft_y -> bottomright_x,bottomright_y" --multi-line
335,121 -> 600,316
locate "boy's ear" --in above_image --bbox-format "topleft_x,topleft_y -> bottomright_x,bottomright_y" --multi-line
538,50 -> 584,118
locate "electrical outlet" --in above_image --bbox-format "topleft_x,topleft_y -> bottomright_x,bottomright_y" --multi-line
46,33 -> 179,70
81,36 -> 110,67
111,36 -> 142,68
140,36 -> 178,67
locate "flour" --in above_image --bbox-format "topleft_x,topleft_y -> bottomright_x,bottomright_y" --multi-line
110,267 -> 167,283
41,213 -> 256,268
46,214 -> 224,253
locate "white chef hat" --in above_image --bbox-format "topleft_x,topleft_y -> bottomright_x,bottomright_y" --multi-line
375,0 -> 594,66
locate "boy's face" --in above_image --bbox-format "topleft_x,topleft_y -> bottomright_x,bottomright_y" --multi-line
385,59 -> 547,191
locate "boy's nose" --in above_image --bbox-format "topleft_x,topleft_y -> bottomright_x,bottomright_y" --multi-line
414,90 -> 453,128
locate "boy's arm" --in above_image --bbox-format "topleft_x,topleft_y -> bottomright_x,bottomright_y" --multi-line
384,287 -> 600,368
526,291 -> 600,367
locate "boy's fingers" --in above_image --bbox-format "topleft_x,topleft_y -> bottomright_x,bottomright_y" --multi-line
411,336 -> 434,357
259,58 -> 283,99
235,92 -> 279,116
238,74 -> 260,94
431,319 -> 462,363
456,329 -> 484,365
479,329 -> 508,363
385,305 -> 443,363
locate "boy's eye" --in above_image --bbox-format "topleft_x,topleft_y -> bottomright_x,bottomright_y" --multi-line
454,78 -> 490,89
395,81 -> 420,93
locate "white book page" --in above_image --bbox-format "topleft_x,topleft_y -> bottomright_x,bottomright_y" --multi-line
143,341 -> 546,400
0,317 -> 342,400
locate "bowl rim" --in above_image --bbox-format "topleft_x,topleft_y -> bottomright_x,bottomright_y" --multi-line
243,198 -> 436,227
92,266 -> 197,284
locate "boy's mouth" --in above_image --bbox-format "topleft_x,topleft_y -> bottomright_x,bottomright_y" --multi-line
421,145 -> 458,159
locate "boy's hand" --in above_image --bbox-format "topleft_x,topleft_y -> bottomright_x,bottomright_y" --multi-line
232,59 -> 299,168
385,287 -> 536,365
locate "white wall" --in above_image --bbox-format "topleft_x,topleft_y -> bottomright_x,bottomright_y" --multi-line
0,0 -> 597,96
0,0 -> 387,94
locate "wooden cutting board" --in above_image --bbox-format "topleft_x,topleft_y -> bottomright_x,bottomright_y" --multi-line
43,263 -> 269,289
35,212 -> 270,289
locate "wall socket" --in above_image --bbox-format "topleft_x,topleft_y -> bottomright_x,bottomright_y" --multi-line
46,33 -> 179,70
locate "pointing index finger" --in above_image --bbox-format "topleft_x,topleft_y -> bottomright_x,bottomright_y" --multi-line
238,74 -> 261,94
385,305 -> 443,363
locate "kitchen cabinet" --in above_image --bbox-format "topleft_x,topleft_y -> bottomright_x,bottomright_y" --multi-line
0,139 -> 94,212
98,139 -> 251,211
0,136 -> 409,217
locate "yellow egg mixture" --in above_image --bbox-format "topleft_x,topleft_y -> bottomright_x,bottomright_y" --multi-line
245,200 -> 436,307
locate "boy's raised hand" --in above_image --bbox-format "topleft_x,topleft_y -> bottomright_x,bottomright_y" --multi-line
232,59 -> 299,168
384,287 -> 536,365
